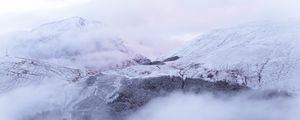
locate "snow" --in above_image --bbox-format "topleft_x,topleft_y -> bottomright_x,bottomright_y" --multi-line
1,17 -> 146,70
104,22 -> 300,94
2,20 -> 300,119
0,56 -> 83,93
160,22 -> 300,93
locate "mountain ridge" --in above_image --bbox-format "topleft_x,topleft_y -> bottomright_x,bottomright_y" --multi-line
1,17 -> 149,70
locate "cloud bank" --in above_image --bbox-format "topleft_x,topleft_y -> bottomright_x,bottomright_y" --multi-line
0,79 -> 80,120
128,92 -> 299,120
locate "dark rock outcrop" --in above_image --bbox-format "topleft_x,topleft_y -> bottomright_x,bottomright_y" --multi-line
28,74 -> 291,120
163,56 -> 180,62
108,76 -> 247,120
143,61 -> 165,65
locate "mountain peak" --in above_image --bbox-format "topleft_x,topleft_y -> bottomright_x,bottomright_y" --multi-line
6,17 -> 147,70
31,17 -> 98,34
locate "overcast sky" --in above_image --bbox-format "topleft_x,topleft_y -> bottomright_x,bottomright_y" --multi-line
1,0 -> 300,57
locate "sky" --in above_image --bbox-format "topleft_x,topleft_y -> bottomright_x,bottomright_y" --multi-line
1,0 -> 300,57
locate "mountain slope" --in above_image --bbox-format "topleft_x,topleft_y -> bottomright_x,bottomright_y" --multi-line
0,56 -> 83,93
1,21 -> 298,120
160,22 -> 300,92
102,22 -> 300,93
2,17 -> 148,70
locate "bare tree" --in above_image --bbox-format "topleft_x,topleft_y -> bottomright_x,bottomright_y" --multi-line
257,58 -> 270,83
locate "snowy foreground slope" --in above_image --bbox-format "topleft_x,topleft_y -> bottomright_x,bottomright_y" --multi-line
0,56 -> 83,93
0,56 -> 85,120
1,17 -> 148,70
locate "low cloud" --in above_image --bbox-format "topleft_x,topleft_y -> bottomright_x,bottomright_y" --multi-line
0,79 -> 80,120
128,92 -> 299,120
0,19 -> 138,69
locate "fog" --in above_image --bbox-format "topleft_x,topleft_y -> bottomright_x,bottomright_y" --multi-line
0,79 -> 80,120
0,20 -> 137,69
2,87 -> 299,120
128,92 -> 299,120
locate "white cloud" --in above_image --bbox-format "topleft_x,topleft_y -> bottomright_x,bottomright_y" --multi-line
0,79 -> 79,120
128,92 -> 298,120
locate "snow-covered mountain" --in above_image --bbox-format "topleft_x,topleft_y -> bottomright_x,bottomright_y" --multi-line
105,22 -> 300,93
160,22 -> 300,92
1,17 -> 148,70
1,21 -> 299,120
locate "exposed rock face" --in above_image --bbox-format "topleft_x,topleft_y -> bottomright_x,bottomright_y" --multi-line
108,76 -> 247,120
68,74 -> 290,120
143,61 -> 165,65
163,56 -> 180,62
22,72 -> 291,120
65,74 -> 248,120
